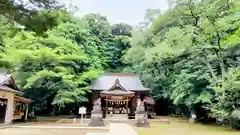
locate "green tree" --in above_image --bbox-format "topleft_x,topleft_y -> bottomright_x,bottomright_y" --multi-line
124,0 -> 240,127
0,11 -> 132,114
112,23 -> 132,36
0,0 -> 67,35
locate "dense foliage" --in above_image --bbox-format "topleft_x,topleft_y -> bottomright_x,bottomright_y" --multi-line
0,10 -> 131,114
0,0 -> 67,35
1,0 -> 240,128
124,0 -> 240,128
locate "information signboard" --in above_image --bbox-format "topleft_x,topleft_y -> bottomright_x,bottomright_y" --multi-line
79,106 -> 86,114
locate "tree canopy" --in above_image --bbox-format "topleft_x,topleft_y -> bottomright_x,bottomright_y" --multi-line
0,9 -> 131,114
1,0 -> 240,128
124,0 -> 240,128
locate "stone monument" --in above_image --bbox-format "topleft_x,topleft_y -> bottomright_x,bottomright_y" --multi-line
135,98 -> 149,127
88,98 -> 105,126
189,111 -> 197,123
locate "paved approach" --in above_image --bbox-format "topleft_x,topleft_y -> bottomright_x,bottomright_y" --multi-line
0,123 -> 138,135
86,123 -> 139,135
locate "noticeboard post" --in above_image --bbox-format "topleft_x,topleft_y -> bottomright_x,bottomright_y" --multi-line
79,106 -> 86,124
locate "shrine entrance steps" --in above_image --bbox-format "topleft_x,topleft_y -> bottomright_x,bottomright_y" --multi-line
105,114 -> 128,123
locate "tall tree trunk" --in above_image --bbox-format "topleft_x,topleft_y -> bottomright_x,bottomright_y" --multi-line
202,50 -> 218,81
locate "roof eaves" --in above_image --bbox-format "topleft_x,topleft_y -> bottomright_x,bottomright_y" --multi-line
91,87 -> 151,92
100,91 -> 135,95
0,86 -> 22,94
14,96 -> 33,103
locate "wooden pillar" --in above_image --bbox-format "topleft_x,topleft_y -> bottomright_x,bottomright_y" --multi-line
106,99 -> 108,118
126,97 -> 128,114
146,104 -> 149,113
153,105 -> 154,113
5,96 -> 14,124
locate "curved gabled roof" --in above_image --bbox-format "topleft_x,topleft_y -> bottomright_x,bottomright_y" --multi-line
89,73 -> 150,91
0,72 -> 11,85
0,72 -> 22,94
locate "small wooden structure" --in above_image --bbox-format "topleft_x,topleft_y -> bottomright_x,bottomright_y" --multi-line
89,73 -> 155,119
0,72 -> 32,124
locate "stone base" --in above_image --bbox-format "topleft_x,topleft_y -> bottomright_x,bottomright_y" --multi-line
88,111 -> 105,127
189,118 -> 196,123
135,112 -> 149,127
135,117 -> 149,127
91,111 -> 103,117
88,116 -> 105,126
135,113 -> 146,120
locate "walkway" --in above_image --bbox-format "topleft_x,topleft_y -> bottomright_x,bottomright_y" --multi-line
86,123 -> 139,135
10,125 -> 108,130
1,122 -> 138,135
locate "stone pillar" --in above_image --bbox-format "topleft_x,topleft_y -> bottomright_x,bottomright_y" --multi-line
88,98 -> 105,126
131,96 -> 137,115
189,111 -> 197,123
135,98 -> 149,127
25,104 -> 29,121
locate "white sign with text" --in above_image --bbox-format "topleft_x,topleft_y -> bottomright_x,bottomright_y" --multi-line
79,106 -> 86,114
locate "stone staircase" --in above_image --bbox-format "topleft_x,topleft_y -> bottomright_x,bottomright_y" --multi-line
106,114 -> 128,123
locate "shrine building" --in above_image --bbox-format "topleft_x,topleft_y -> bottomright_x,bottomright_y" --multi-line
89,73 -> 155,119
0,72 -> 32,124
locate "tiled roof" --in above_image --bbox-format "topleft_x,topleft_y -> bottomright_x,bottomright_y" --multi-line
0,71 -> 32,102
143,97 -> 155,105
89,73 -> 150,91
0,72 -> 11,85
0,72 -> 21,94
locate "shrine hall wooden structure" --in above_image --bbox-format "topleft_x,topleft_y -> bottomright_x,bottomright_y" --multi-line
89,73 -> 155,118
0,72 -> 32,124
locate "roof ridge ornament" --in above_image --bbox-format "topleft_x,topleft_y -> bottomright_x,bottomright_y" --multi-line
100,78 -> 135,96
105,78 -> 128,92
114,78 -> 120,85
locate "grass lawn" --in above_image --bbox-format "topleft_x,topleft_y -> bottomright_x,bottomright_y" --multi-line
136,118 -> 240,135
